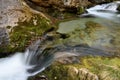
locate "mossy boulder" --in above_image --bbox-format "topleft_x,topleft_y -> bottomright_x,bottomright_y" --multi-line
0,0 -> 55,55
39,57 -> 120,80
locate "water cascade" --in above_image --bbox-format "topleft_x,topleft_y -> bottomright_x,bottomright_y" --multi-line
81,1 -> 120,23
0,35 -> 112,80
0,1 -> 120,80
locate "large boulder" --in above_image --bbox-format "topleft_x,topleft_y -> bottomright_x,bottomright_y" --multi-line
0,0 -> 53,54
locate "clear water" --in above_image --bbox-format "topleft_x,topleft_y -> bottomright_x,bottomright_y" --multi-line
0,1 -> 120,80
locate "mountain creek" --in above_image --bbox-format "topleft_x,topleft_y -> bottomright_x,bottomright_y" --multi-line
0,0 -> 120,80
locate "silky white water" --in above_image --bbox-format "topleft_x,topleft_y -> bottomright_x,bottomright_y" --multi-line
0,39 -> 112,80
0,51 -> 29,80
0,39 -> 79,80
81,1 -> 120,23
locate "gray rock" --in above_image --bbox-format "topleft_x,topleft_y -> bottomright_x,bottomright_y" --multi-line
0,0 -> 33,46
0,0 -> 51,52
0,28 -> 9,46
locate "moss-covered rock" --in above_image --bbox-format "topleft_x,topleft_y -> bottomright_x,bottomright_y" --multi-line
39,57 -> 120,80
8,14 -> 53,53
0,0 -> 55,55
81,57 -> 120,80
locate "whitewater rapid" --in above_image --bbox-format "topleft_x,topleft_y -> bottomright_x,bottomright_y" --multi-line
81,1 -> 120,23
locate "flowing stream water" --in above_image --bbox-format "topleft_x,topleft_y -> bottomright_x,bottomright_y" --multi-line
81,1 -> 120,23
0,1 -> 120,80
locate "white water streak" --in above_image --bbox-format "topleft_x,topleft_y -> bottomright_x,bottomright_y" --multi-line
0,52 -> 29,80
82,1 -> 120,23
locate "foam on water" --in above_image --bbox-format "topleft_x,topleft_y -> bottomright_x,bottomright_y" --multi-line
0,52 -> 28,80
81,1 -> 120,23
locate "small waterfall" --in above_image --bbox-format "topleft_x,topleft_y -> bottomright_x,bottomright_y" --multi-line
81,1 -> 120,23
0,36 -> 113,80
0,1 -> 120,80
87,1 -> 120,12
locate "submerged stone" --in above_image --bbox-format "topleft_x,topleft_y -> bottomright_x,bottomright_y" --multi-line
57,18 -> 120,56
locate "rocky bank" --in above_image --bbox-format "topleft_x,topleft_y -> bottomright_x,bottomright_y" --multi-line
25,0 -> 119,13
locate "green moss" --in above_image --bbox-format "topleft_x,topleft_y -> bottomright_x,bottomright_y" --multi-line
85,21 -> 105,32
78,57 -> 120,80
40,57 -> 120,80
77,6 -> 85,14
1,14 -> 54,53
41,63 -> 69,80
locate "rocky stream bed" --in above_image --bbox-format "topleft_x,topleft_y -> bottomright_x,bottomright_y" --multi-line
0,0 -> 120,80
